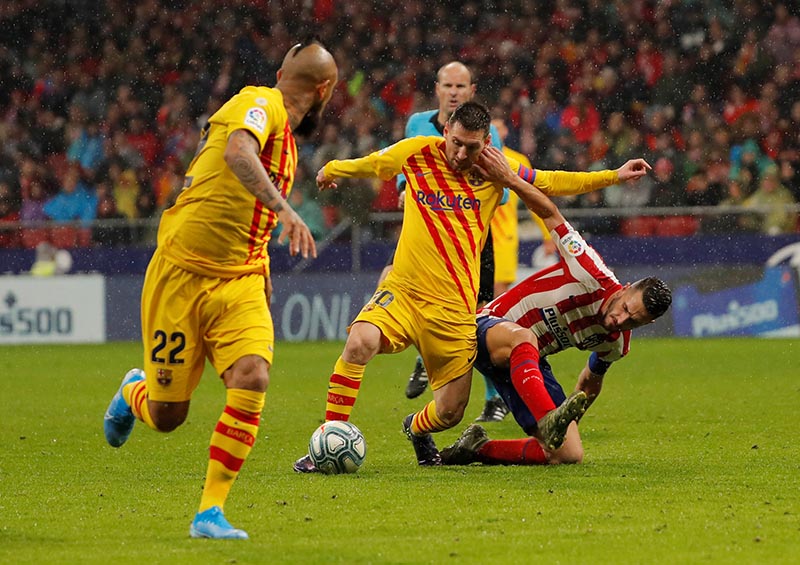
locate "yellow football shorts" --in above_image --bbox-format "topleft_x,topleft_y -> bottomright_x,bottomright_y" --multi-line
140,250 -> 273,402
353,280 -> 476,390
492,229 -> 519,285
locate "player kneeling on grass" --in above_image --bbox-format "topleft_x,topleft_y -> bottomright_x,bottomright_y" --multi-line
440,189 -> 672,466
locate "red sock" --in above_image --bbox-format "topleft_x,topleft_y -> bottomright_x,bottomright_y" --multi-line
510,342 -> 555,421
477,439 -> 548,465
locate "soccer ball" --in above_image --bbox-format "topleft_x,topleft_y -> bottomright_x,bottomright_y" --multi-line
308,420 -> 367,474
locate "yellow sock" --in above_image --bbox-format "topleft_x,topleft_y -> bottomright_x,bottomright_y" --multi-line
198,388 -> 265,512
411,400 -> 448,434
125,380 -> 157,430
324,357 -> 365,421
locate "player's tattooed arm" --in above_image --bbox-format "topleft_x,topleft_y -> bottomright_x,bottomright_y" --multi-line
224,128 -> 317,259
225,129 -> 285,213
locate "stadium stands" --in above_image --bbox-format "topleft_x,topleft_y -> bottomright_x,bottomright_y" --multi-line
0,0 -> 797,251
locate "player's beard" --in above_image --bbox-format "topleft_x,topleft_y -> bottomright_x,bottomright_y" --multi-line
294,100 -> 324,137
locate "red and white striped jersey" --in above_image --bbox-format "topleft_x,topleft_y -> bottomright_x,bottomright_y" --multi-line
479,222 -> 631,362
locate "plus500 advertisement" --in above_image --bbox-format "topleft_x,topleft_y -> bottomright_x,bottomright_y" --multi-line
673,267 -> 800,337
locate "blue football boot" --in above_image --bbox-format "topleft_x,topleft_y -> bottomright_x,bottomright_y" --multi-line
103,368 -> 145,447
190,506 -> 249,540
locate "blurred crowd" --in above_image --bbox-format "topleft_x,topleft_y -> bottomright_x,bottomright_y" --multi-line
0,0 -> 798,250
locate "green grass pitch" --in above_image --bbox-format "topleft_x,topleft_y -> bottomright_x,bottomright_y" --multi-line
1,338 -> 798,564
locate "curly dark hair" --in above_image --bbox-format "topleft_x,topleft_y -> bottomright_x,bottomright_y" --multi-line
633,277 -> 672,319
447,101 -> 490,136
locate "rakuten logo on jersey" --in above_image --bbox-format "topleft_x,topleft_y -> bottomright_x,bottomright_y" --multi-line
416,191 -> 481,211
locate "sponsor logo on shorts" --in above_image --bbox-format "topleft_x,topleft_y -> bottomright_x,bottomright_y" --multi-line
416,190 -> 481,212
244,107 -> 267,133
541,307 -> 571,349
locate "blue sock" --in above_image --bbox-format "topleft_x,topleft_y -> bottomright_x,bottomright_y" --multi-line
483,375 -> 499,401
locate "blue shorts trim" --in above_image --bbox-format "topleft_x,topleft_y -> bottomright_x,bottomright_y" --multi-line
475,315 -> 567,435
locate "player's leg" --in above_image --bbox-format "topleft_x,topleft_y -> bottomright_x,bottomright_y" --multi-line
104,253 -> 202,446
442,384 -> 584,465
483,319 -> 585,449
324,321 -> 382,421
402,304 -> 474,465
474,229 -> 509,422
402,370 -> 471,466
441,317 -> 584,465
190,273 -> 273,539
296,284 -> 412,472
190,355 -> 267,540
375,248 -> 429,401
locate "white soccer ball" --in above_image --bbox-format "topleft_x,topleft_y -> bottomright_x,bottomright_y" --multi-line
308,420 -> 367,474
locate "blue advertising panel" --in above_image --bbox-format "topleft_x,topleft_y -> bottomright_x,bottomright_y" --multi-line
270,273 -> 377,341
673,267 -> 800,337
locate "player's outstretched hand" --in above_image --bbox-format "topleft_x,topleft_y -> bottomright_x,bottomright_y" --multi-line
316,167 -> 338,191
616,158 -> 652,182
472,146 -> 515,185
277,207 -> 317,259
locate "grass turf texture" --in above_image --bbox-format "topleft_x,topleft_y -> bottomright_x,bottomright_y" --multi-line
1,339 -> 798,564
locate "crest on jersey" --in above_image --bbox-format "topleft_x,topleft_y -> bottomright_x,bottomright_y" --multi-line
560,232 -> 584,256
467,172 -> 484,186
156,368 -> 173,386
244,107 -> 267,133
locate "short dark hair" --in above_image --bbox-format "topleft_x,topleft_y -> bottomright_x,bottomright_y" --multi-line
448,101 -> 490,136
633,277 -> 672,319
290,34 -> 325,56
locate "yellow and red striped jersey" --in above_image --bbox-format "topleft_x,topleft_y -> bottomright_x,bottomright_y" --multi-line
324,136 -> 620,312
326,136 -> 506,312
158,86 -> 297,278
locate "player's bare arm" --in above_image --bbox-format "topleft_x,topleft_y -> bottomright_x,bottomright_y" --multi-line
574,362 -> 605,416
616,158 -> 652,182
225,129 -> 317,258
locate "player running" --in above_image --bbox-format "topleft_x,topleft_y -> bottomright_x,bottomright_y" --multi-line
388,61 -> 510,422
102,40 -> 337,539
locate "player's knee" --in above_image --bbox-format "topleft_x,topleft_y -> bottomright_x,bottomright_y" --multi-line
508,326 -> 537,350
150,402 -> 188,432
225,355 -> 270,392
343,323 -> 381,363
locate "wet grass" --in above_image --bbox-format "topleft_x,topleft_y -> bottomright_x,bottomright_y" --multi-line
1,338 -> 798,564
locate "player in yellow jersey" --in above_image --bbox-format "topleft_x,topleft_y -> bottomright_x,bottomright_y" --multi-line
103,40 -> 338,539
293,102 -> 651,470
489,117 -> 556,297
398,62 -> 510,424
